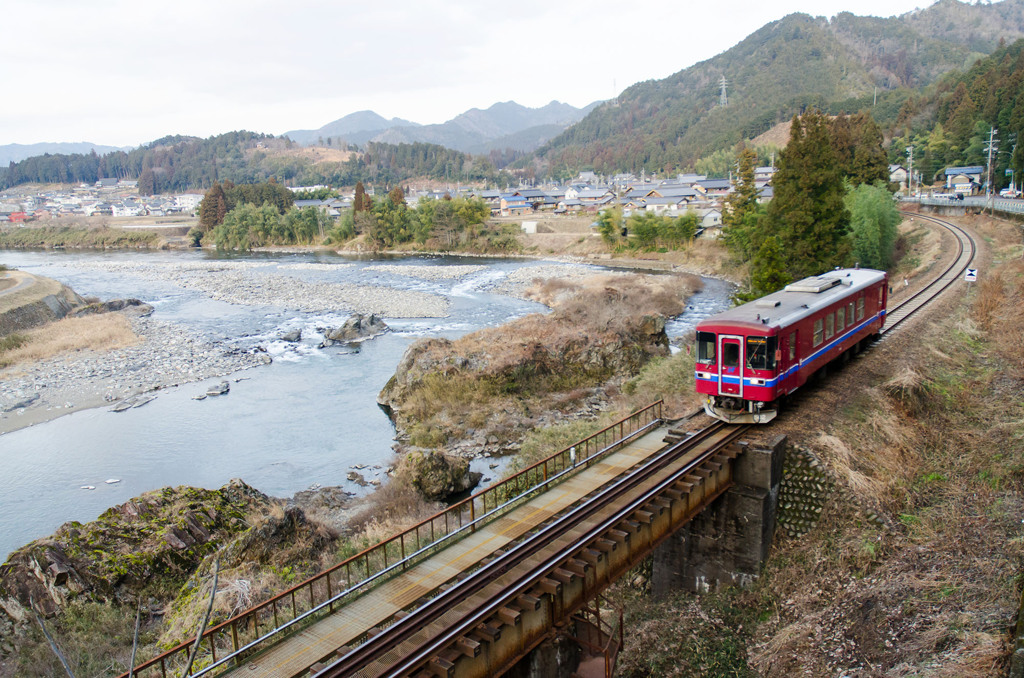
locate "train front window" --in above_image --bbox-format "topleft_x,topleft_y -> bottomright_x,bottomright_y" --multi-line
746,336 -> 777,371
722,341 -> 739,368
696,332 -> 716,364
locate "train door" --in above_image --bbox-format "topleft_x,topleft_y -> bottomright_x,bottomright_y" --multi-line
718,335 -> 743,396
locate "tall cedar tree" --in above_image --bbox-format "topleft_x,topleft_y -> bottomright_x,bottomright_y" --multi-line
353,182 -> 368,212
198,182 -> 228,230
721,147 -> 762,259
848,112 -> 889,186
830,113 -> 889,187
767,110 -> 851,280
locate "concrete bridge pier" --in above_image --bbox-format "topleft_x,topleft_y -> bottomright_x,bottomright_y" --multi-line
652,435 -> 785,595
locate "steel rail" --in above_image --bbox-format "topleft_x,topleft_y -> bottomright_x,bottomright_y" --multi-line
316,421 -> 745,677
884,212 -> 977,334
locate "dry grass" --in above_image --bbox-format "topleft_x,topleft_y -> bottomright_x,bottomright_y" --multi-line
882,365 -> 933,416
342,475 -> 443,542
0,313 -> 139,368
389,273 -> 702,448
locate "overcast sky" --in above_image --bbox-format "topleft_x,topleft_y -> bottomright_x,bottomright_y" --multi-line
2,0 -> 938,148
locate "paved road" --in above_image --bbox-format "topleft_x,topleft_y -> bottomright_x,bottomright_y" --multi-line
0,270 -> 35,298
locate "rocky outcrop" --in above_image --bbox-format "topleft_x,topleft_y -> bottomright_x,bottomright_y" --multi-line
0,272 -> 86,336
399,450 -> 482,502
0,480 -> 275,624
376,312 -> 669,454
68,297 -> 154,318
321,313 -> 389,346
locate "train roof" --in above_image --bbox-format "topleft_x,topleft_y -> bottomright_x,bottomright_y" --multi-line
697,268 -> 887,333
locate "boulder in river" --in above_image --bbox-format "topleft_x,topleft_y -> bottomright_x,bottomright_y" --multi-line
206,381 -> 230,396
70,298 -> 154,318
280,329 -> 302,343
398,450 -> 482,503
321,313 -> 389,346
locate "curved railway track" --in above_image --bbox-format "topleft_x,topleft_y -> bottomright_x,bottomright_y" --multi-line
884,212 -> 977,334
315,421 -> 747,677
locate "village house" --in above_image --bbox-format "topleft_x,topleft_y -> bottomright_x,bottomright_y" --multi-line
944,166 -> 984,194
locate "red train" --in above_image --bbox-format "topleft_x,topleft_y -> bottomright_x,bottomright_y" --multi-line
694,268 -> 888,423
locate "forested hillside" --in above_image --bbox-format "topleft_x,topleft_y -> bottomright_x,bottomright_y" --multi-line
888,37 -> 1024,188
0,133 -> 500,194
533,0 -> 1024,176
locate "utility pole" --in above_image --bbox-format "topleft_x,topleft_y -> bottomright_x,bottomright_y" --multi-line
985,126 -> 998,213
906,146 -> 914,196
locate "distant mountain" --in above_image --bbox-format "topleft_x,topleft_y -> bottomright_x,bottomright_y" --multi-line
0,142 -> 130,166
282,111 -> 420,146
285,101 -> 599,155
534,0 -> 1024,174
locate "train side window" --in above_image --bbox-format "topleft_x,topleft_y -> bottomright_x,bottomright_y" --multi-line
788,332 -> 796,361
745,336 -> 776,371
837,306 -> 845,330
722,341 -> 739,368
878,287 -> 883,306
813,319 -> 823,347
825,313 -> 834,340
847,302 -> 855,326
696,331 -> 716,364
856,297 -> 865,321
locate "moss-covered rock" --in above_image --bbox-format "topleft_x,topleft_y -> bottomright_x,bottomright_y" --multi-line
0,479 -> 275,624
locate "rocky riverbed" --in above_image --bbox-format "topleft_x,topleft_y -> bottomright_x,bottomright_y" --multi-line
68,259 -> 451,317
0,314 -> 270,434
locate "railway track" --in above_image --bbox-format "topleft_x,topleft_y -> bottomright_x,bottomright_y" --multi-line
883,212 -> 977,334
311,214 -> 975,676
313,421 -> 747,677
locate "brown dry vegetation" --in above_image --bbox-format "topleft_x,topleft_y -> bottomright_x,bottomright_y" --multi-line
0,313 -> 139,369
611,214 -> 1024,677
382,273 -> 702,449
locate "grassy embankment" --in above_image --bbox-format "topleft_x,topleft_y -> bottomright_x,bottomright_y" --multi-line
0,314 -> 139,369
606,216 -> 1024,677
0,226 -> 159,249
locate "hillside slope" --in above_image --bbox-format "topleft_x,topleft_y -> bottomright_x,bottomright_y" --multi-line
535,0 -> 1024,174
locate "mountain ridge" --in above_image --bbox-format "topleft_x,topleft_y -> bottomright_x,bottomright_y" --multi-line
532,0 -> 1024,174
283,100 -> 600,155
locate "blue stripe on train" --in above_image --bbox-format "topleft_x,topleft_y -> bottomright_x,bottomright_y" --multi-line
694,311 -> 884,389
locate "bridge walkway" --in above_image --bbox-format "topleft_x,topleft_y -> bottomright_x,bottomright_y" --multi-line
228,423 -> 679,677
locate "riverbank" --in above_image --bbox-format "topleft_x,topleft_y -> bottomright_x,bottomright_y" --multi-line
0,314 -> 269,435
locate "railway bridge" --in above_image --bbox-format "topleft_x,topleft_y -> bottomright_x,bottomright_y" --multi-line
124,404 -> 784,678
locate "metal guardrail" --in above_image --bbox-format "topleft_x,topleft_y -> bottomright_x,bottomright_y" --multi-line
900,195 -> 1024,215
122,400 -> 664,678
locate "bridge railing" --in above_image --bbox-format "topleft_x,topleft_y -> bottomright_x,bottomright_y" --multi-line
122,400 -> 664,678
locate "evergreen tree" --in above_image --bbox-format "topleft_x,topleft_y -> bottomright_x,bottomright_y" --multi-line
749,235 -> 792,298
198,182 -> 228,230
848,112 -> 889,186
354,181 -> 368,212
767,111 -> 851,279
721,147 -> 762,260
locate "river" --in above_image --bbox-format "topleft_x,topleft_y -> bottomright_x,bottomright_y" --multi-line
0,249 -> 733,559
